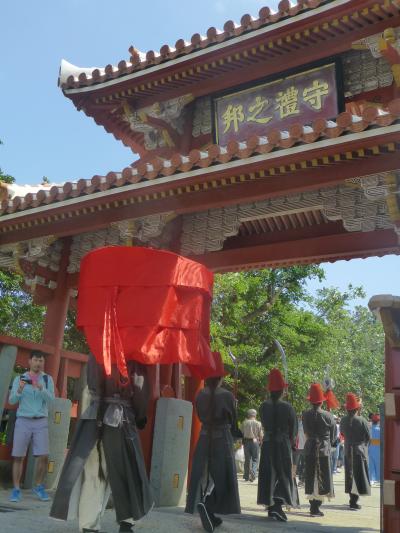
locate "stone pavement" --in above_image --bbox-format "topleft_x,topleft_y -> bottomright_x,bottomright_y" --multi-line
0,472 -> 380,532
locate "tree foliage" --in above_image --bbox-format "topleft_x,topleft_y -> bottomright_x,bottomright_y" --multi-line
211,272 -> 384,419
0,270 -> 45,342
0,270 -> 88,352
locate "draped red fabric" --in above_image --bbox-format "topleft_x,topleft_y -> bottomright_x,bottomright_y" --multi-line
187,351 -> 228,379
77,247 -> 214,375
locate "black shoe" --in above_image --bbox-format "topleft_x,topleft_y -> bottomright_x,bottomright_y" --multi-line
197,502 -> 214,532
211,515 -> 223,528
350,503 -> 361,510
269,507 -> 288,522
119,521 -> 133,532
310,509 -> 325,517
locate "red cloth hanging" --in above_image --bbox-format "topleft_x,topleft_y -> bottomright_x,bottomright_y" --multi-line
77,247 -> 214,377
188,351 -> 228,380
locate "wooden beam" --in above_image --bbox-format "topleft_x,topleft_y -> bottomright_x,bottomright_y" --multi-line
1,148 -> 399,246
193,229 -> 400,272
0,334 -> 87,362
223,220 -> 344,250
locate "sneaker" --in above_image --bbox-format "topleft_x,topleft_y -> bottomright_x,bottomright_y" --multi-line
197,502 -> 214,532
9,488 -> 21,503
336,468 -> 341,473
32,484 -> 50,501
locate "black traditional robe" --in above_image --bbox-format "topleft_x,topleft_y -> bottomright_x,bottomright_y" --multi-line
340,414 -> 371,496
303,407 -> 336,499
257,398 -> 297,507
50,355 -> 153,529
185,386 -> 241,516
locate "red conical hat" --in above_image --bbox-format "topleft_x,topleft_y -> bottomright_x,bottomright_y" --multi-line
345,393 -> 361,411
268,368 -> 288,392
325,389 -> 339,410
307,383 -> 325,404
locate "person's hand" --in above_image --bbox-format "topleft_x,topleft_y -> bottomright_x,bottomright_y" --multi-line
17,380 -> 26,394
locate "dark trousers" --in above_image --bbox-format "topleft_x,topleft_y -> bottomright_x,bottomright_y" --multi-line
243,439 -> 259,480
293,449 -> 305,482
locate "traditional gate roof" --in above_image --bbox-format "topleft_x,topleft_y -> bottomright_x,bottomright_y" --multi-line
60,0 -> 399,91
58,0 -> 400,156
1,100 -> 399,222
0,100 -> 399,298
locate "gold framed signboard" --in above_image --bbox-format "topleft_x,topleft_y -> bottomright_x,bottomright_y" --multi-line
214,63 -> 339,145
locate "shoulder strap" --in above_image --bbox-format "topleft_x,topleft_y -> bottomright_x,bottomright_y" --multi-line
43,374 -> 49,389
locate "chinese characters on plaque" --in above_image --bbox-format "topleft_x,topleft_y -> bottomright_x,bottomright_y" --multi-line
214,63 -> 338,145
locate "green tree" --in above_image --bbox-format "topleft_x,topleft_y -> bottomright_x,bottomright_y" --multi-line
0,270 -> 45,342
211,272 -> 384,419
210,267 -> 325,417
0,269 -> 88,352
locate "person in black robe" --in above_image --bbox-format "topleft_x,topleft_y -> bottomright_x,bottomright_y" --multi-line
257,368 -> 297,523
303,383 -> 336,518
185,352 -> 241,533
340,393 -> 371,510
50,354 -> 153,533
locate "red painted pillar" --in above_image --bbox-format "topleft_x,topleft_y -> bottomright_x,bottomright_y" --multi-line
42,238 -> 71,386
186,376 -> 203,480
160,364 -> 175,397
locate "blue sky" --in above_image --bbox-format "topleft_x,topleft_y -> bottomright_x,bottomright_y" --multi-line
1,0 -> 398,305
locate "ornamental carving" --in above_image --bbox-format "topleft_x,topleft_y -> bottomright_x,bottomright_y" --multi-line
68,213 -> 173,273
122,95 -> 193,150
192,97 -> 212,138
0,236 -> 60,272
180,173 -> 399,255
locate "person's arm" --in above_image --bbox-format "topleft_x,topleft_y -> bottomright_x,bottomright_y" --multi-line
363,418 -> 371,445
258,421 -> 264,442
130,362 -> 150,429
37,375 -> 55,403
303,411 -> 313,439
8,376 -> 24,405
228,393 -> 242,438
259,404 -> 265,431
329,416 -> 337,446
289,405 -> 298,448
